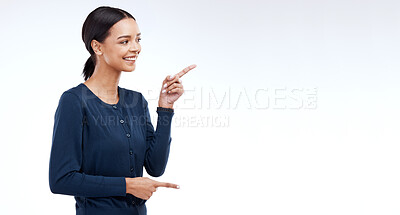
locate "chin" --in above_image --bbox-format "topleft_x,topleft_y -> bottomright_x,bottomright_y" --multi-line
121,66 -> 136,72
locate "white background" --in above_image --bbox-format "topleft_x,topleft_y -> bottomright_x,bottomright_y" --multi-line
0,0 -> 399,214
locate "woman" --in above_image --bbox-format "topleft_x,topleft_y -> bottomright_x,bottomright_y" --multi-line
49,6 -> 196,215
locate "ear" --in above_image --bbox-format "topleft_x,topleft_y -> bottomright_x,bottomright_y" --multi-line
91,40 -> 103,55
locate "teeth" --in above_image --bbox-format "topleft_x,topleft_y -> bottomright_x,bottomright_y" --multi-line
124,57 -> 136,60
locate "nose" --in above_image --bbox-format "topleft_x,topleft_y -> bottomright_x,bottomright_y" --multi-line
129,41 -> 140,53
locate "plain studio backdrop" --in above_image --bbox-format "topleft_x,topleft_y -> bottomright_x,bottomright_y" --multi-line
0,0 -> 399,214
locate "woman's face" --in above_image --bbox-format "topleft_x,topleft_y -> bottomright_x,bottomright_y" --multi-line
96,18 -> 142,72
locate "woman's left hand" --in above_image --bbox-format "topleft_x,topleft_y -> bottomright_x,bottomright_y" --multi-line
158,64 -> 197,108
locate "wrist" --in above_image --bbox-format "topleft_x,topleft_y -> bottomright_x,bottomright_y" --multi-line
125,178 -> 128,193
125,178 -> 131,194
157,106 -> 174,113
158,103 -> 174,109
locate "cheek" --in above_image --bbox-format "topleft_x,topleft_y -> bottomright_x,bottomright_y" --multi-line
117,46 -> 129,56
104,46 -> 127,64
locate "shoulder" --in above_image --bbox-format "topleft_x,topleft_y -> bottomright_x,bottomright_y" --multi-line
120,86 -> 148,107
61,83 -> 84,101
56,84 -> 84,111
54,85 -> 85,122
120,86 -> 142,98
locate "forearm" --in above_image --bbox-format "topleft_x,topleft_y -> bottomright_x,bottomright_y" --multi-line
144,109 -> 174,177
49,170 -> 126,197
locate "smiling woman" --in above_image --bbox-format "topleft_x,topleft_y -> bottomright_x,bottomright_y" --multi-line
48,5 -> 196,215
81,7 -> 142,81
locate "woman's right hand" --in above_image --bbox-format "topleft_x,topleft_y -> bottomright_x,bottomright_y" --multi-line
125,177 -> 180,200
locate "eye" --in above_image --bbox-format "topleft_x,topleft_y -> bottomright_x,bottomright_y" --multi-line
121,40 -> 128,44
137,38 -> 142,42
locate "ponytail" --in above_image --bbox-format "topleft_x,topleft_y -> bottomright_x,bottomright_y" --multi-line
82,55 -> 95,81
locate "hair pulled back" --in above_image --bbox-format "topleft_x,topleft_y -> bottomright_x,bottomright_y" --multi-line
81,6 -> 135,81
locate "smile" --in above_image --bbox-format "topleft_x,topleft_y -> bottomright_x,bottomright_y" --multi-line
123,57 -> 136,61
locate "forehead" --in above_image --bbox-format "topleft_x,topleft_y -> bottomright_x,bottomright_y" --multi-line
108,18 -> 140,39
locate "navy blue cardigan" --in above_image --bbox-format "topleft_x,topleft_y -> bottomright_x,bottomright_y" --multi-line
49,83 -> 174,215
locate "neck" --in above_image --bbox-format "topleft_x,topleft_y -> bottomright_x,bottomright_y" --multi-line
84,60 -> 121,102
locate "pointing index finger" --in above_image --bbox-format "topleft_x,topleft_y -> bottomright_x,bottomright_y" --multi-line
176,64 -> 197,79
155,181 -> 180,189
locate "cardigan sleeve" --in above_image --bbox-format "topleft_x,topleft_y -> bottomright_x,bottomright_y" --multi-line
142,95 -> 174,177
49,92 -> 126,197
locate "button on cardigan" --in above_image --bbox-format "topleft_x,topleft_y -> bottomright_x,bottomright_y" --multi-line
49,83 -> 174,215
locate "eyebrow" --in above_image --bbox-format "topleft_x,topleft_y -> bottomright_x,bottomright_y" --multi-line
117,33 -> 141,39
